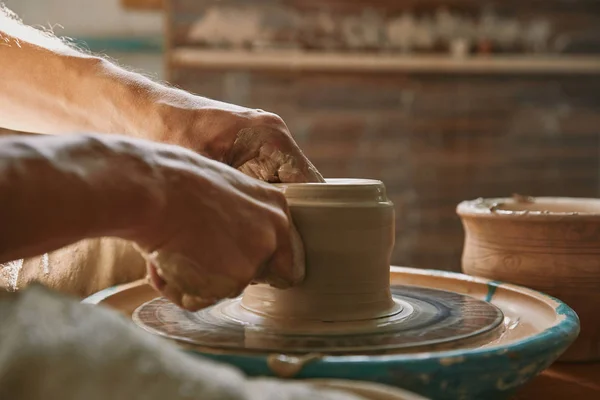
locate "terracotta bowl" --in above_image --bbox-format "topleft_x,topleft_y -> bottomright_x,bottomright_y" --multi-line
457,196 -> 600,362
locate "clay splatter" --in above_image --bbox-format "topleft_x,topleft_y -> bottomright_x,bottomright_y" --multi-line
41,253 -> 50,275
0,258 -> 23,291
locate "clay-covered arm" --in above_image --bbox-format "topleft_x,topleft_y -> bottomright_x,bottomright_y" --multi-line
0,134 -> 165,264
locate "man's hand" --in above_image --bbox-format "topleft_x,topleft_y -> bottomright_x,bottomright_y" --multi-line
0,135 -> 304,310
148,91 -> 324,183
135,141 -> 305,311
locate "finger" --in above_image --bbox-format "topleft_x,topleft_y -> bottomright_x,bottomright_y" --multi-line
159,282 -> 185,308
238,158 -> 279,182
239,152 -> 322,184
229,127 -> 265,168
276,163 -> 306,184
147,263 -> 219,311
181,294 -> 218,312
148,251 -> 210,296
277,150 -> 325,184
158,282 -> 217,311
150,250 -> 243,300
146,262 -> 166,291
231,124 -> 326,184
277,162 -> 323,184
304,160 -> 326,183
259,216 -> 305,288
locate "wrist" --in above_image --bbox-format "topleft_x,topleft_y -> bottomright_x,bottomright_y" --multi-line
147,89 -> 219,158
147,89 -> 267,163
88,57 -> 167,140
47,134 -> 169,243
89,136 -> 169,242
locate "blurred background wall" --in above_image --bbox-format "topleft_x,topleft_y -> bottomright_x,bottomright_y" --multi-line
2,0 -> 600,272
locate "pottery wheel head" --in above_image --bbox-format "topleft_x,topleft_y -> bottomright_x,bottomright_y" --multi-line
132,285 -> 504,354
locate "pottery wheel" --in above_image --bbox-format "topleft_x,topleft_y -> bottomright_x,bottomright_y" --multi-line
132,286 -> 504,354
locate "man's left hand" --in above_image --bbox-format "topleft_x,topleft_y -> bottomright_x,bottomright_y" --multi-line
149,92 -> 324,184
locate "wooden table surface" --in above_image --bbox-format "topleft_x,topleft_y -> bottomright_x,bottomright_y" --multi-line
514,363 -> 600,399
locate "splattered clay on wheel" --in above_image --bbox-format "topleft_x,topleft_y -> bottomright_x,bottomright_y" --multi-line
132,285 -> 504,354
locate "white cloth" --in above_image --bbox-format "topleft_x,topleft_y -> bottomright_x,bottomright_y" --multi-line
0,285 -> 363,400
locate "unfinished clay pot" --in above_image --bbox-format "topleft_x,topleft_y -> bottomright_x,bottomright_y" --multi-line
241,178 -> 396,322
457,196 -> 600,362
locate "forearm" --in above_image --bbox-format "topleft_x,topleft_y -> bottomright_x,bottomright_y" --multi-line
0,13 -> 149,136
0,6 -> 315,177
0,7 -> 170,138
0,134 -> 165,263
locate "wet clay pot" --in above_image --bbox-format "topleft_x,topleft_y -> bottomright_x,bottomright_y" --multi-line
457,196 -> 599,362
241,179 -> 396,322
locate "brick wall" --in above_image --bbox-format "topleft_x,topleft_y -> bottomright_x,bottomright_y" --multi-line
167,0 -> 600,271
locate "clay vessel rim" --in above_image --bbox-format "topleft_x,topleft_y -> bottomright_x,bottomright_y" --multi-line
274,178 -> 383,187
275,178 -> 390,203
457,196 -> 600,220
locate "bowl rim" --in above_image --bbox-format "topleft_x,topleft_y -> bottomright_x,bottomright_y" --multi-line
457,196 -> 600,220
274,178 -> 383,187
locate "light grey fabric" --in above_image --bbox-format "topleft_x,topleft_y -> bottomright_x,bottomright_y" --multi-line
0,285 -> 363,400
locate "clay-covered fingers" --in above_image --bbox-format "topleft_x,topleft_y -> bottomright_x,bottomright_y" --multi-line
143,252 -> 245,311
258,222 -> 305,288
146,262 -> 220,311
231,126 -> 325,184
161,283 -> 218,311
277,158 -> 324,184
238,151 -> 323,184
254,205 -> 306,289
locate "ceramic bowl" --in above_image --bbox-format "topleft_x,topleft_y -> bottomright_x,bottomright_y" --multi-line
457,196 -> 599,362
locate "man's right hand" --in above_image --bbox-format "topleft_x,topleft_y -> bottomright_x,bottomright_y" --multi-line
133,142 -> 305,311
0,134 -> 304,310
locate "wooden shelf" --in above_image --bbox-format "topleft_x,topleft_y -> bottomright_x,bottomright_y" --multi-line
169,48 -> 600,75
